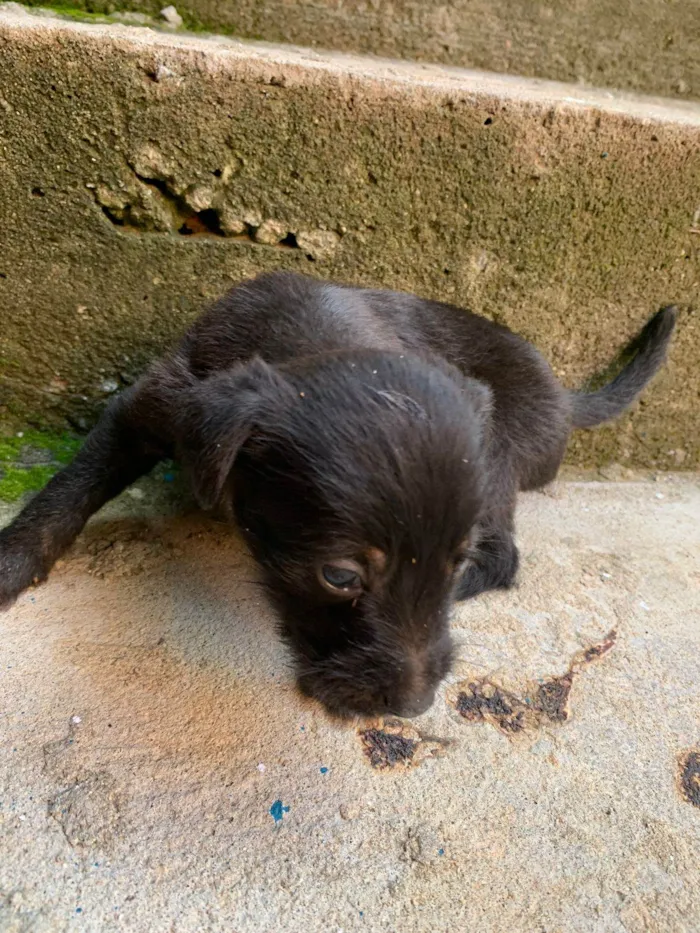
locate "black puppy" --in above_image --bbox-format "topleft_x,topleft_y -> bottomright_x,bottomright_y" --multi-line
0,272 -> 675,717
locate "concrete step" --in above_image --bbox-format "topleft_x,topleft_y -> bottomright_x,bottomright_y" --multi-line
0,5 -> 698,469
20,0 -> 700,103
1,474 -> 699,930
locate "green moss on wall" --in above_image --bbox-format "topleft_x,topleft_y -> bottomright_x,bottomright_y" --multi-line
0,430 -> 82,501
24,2 -> 114,20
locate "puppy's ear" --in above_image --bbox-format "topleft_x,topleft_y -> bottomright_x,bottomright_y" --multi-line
433,358 -> 493,435
176,357 -> 293,510
466,376 -> 493,426
456,373 -> 494,438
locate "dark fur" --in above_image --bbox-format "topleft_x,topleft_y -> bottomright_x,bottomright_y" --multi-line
0,272 -> 676,717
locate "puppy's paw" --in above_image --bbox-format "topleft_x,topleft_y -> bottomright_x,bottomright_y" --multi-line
455,544 -> 519,601
0,529 -> 48,611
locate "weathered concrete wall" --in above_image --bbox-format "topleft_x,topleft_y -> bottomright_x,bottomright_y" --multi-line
22,0 -> 700,102
0,8 -> 699,469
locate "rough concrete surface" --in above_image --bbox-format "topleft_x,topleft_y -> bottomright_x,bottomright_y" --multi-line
22,0 -> 700,103
0,7 -> 699,470
1,473 -> 699,931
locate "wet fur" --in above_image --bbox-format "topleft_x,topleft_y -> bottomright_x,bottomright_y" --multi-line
0,272 -> 676,717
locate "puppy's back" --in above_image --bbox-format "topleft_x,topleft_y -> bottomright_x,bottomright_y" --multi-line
181,271 -> 404,376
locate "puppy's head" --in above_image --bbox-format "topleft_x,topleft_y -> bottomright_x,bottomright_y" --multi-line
177,351 -> 491,718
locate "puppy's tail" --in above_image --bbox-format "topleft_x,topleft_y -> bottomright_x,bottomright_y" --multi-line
570,306 -> 677,429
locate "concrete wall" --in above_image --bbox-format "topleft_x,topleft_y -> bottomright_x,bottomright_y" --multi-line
23,0 -> 700,102
0,8 -> 699,469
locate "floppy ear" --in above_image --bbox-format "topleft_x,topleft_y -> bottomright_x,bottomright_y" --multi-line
432,358 -> 493,436
176,357 -> 294,510
462,376 -> 493,436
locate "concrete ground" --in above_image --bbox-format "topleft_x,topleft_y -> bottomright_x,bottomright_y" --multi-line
1,472 -> 699,932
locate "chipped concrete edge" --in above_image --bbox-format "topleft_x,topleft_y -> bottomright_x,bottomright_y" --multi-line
3,4 -> 700,126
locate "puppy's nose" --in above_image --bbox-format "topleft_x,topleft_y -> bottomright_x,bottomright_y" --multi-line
390,689 -> 435,719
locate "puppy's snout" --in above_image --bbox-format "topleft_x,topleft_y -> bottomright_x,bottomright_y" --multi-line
384,640 -> 448,718
388,687 -> 436,719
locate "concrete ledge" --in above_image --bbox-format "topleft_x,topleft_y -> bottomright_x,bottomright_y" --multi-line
0,7 -> 699,468
21,0 -> 700,103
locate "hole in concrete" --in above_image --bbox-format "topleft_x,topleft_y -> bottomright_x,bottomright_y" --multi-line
484,117 -> 493,125
279,232 -> 299,249
31,187 -> 45,197
98,169 -> 325,251
101,206 -> 125,226
178,217 -> 204,235
184,208 -> 223,236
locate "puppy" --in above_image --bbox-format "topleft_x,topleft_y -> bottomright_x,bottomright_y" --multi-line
0,272 -> 675,717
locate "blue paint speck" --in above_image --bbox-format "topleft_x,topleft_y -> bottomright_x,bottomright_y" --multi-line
300,725 -> 305,732
438,848 -> 445,856
320,766 -> 328,774
269,799 -> 290,823
163,472 -> 175,483
75,907 -> 83,914
359,911 -> 364,918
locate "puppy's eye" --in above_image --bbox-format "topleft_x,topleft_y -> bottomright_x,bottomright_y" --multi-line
319,560 -> 365,596
450,540 -> 473,572
323,566 -> 359,588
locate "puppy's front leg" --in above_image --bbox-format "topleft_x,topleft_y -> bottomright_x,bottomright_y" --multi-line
455,509 -> 519,601
0,387 -> 167,608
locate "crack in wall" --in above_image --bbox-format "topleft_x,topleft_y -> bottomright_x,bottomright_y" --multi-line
97,173 -> 298,246
91,154 -> 340,260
